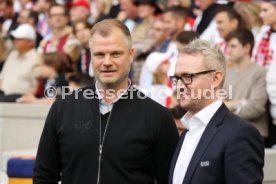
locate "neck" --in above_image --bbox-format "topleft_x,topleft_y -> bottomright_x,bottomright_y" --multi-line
272,22 -> 276,31
235,56 -> 251,70
189,97 -> 219,115
97,79 -> 129,105
52,26 -> 68,38
18,48 -> 31,56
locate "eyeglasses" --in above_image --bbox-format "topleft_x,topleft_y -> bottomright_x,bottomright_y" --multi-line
49,13 -> 66,17
170,70 -> 216,85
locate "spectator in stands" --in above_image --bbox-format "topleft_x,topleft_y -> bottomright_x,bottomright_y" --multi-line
0,36 -> 8,71
131,18 -> 168,85
139,51 -> 171,88
38,4 -> 81,72
17,9 -> 43,48
267,52 -> 276,127
73,21 -> 92,75
168,30 -> 199,77
18,0 -> 33,10
139,53 -> 173,107
32,0 -> 55,37
193,0 -> 224,40
162,5 -> 188,41
17,52 -> 68,104
223,28 -> 268,139
0,0 -> 18,36
148,19 -> 170,53
131,0 -> 161,44
0,24 -> 42,102
69,0 -> 91,25
234,2 -> 262,36
68,73 -> 94,90
117,0 -> 140,32
253,1 -> 276,68
175,30 -> 200,52
215,6 -> 244,53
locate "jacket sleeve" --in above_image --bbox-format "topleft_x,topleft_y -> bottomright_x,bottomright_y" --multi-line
33,99 -> 62,184
267,56 -> 276,124
153,109 -> 179,183
224,125 -> 264,184
237,68 -> 268,120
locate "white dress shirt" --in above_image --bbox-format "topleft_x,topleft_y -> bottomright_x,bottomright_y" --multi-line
173,100 -> 223,184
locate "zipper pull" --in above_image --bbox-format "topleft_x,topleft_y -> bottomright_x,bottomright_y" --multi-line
99,145 -> 103,155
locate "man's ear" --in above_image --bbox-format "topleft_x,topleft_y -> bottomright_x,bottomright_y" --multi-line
212,70 -> 224,88
129,48 -> 135,64
244,43 -> 252,55
230,19 -> 238,29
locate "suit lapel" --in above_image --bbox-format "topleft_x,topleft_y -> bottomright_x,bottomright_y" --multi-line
182,104 -> 229,184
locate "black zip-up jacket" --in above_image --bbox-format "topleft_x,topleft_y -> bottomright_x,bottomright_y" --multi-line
33,85 -> 179,184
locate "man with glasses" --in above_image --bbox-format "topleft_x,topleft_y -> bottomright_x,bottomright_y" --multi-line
38,4 -> 81,66
169,39 -> 264,184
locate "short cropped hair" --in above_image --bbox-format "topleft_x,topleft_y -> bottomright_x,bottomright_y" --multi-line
163,5 -> 188,20
176,31 -> 199,45
216,6 -> 245,28
225,28 -> 255,56
89,19 -> 132,49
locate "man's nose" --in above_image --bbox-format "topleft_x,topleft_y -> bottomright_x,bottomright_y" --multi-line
103,55 -> 112,66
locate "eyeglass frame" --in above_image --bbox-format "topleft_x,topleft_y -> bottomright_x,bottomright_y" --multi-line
169,69 -> 216,85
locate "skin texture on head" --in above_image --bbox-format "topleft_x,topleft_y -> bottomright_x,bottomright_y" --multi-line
215,11 -> 239,39
260,2 -> 276,30
70,6 -> 89,24
226,38 -> 251,65
13,38 -> 34,55
137,3 -> 155,20
48,5 -> 68,31
174,40 -> 225,115
162,6 -> 187,40
119,0 -> 138,19
150,20 -> 167,47
89,19 -> 135,103
74,21 -> 91,47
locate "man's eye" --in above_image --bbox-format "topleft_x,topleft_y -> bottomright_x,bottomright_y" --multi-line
94,53 -> 104,58
182,74 -> 191,79
112,52 -> 121,57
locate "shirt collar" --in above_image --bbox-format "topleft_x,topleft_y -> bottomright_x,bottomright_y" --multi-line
181,100 -> 223,130
95,79 -> 132,105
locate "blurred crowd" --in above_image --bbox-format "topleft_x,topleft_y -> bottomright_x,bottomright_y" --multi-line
0,0 -> 276,147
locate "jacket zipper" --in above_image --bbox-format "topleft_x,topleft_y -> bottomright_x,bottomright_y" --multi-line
96,106 -> 113,184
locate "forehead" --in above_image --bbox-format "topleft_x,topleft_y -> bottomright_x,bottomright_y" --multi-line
50,6 -> 65,13
175,53 -> 205,73
261,2 -> 276,9
227,38 -> 241,45
216,12 -> 229,20
163,12 -> 175,19
90,31 -> 128,51
153,20 -> 164,28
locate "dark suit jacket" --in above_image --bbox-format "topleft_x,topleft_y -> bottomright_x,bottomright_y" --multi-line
169,104 -> 264,184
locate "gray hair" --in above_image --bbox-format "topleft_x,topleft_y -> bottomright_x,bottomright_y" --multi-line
183,39 -> 226,75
